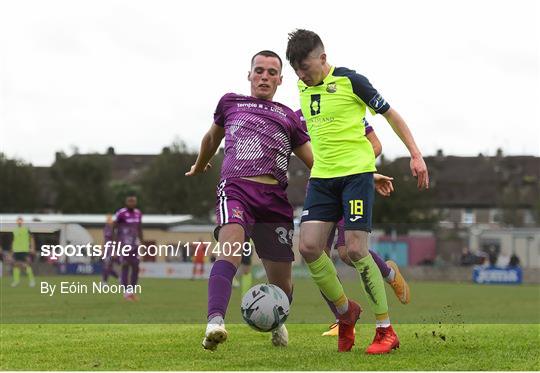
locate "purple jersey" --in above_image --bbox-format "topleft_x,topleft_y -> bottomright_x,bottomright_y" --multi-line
115,207 -> 142,248
103,224 -> 113,243
214,93 -> 309,187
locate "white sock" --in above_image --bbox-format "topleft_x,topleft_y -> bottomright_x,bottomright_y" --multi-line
208,314 -> 224,326
376,318 -> 391,328
336,302 -> 349,315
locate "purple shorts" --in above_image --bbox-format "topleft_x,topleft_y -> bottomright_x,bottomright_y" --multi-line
215,178 -> 294,262
326,218 -> 345,250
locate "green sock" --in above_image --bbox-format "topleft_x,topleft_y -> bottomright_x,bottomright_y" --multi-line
352,253 -> 389,315
26,266 -> 35,282
306,252 -> 346,304
13,267 -> 20,283
241,272 -> 252,296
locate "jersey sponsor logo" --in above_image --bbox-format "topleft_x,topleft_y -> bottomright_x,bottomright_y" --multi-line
232,208 -> 244,221
310,94 -> 321,115
326,82 -> 337,93
369,94 -> 386,111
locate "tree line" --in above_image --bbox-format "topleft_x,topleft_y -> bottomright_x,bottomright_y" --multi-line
0,144 -> 222,218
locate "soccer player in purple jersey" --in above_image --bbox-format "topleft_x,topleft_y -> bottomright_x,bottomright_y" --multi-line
186,50 -> 313,351
101,214 -> 119,284
113,192 -> 143,301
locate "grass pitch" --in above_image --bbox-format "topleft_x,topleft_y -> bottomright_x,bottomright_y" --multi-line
1,275 -> 539,370
2,324 -> 538,370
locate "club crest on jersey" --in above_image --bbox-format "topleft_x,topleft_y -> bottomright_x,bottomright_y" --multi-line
232,208 -> 244,221
310,94 -> 321,115
369,94 -> 386,111
326,82 -> 337,93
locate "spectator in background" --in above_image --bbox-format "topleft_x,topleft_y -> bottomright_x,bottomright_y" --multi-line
509,253 -> 521,268
496,251 -> 510,268
487,245 -> 498,267
181,242 -> 189,262
460,247 -> 476,266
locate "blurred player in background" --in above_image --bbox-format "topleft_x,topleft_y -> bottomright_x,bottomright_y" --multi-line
101,214 -> 119,284
114,192 -> 143,301
10,217 -> 36,287
287,29 -> 428,354
186,50 -> 313,351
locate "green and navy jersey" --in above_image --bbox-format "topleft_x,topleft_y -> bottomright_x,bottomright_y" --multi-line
298,66 -> 390,178
12,227 -> 31,253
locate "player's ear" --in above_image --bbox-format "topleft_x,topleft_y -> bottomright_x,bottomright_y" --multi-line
247,71 -> 252,81
277,74 -> 283,86
320,53 -> 327,66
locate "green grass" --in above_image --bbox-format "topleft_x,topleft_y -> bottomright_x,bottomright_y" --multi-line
1,276 -> 539,324
1,324 -> 539,370
1,276 -> 540,370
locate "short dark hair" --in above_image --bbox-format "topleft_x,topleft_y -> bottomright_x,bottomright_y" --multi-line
251,50 -> 283,69
125,190 -> 137,198
286,29 -> 324,67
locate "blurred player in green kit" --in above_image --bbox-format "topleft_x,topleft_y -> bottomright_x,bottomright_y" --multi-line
10,217 -> 36,287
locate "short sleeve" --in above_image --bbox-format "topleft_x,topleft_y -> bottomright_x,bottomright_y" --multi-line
213,93 -> 233,127
115,210 -> 124,224
295,109 -> 308,133
289,110 -> 310,148
334,67 -> 390,115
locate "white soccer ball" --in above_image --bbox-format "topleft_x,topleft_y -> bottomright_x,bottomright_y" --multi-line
241,283 -> 290,332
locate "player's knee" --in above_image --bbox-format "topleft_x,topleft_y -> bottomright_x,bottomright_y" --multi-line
299,238 -> 322,262
345,232 -> 369,261
337,247 -> 353,267
218,223 -> 245,245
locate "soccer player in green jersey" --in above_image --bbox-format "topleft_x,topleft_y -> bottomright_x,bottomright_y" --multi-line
10,217 -> 36,287
286,29 -> 429,354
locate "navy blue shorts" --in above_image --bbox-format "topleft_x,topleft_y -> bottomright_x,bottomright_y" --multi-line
301,173 -> 374,232
13,252 -> 29,262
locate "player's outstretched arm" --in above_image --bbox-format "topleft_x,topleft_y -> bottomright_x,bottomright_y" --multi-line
382,107 -> 429,190
292,141 -> 314,170
185,123 -> 225,176
374,173 -> 394,197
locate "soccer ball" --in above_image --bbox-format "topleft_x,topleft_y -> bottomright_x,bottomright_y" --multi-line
241,283 -> 290,332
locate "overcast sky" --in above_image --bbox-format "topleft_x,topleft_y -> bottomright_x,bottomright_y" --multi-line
1,0 -> 538,166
